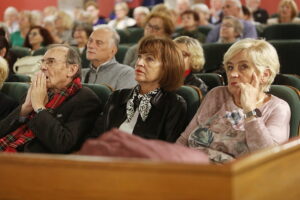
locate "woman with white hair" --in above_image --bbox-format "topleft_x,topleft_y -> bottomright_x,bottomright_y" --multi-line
0,57 -> 18,120
177,38 -> 291,163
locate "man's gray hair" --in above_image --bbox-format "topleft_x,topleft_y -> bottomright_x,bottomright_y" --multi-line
47,44 -> 82,78
93,24 -> 120,47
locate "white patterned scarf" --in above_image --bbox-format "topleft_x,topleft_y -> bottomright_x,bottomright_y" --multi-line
126,85 -> 160,122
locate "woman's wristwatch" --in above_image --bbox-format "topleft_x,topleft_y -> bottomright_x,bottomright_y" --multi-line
245,108 -> 262,118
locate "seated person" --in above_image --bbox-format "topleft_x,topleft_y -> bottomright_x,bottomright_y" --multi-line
218,16 -> 243,43
176,38 -> 291,163
175,10 -> 206,43
0,44 -> 101,153
246,0 -> 269,24
0,57 -> 18,120
108,2 -> 136,30
23,25 -> 54,53
90,36 -> 187,143
71,22 -> 93,68
267,0 -> 300,24
84,25 -> 137,90
173,36 -> 208,95
123,12 -> 175,67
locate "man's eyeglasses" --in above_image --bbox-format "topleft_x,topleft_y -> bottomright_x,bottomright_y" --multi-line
38,58 -> 67,68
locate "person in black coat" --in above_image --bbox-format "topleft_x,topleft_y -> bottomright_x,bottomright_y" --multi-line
0,45 -> 101,153
90,36 -> 187,143
0,57 -> 18,120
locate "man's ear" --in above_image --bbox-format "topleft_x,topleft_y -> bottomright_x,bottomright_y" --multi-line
67,64 -> 79,78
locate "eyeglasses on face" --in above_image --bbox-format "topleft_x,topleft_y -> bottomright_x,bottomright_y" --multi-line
146,23 -> 162,32
29,31 -> 40,37
38,58 -> 67,68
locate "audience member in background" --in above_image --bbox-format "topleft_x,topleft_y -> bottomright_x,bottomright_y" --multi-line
241,5 -> 253,22
31,10 -> 43,26
246,0 -> 269,24
43,6 -> 58,19
218,16 -> 244,43
123,12 -> 175,67
151,4 -> 178,26
0,24 -> 10,42
108,2 -> 136,29
177,38 -> 290,163
192,3 -> 213,26
84,1 -> 107,26
0,57 -> 18,120
209,0 -> 225,24
174,36 -> 208,95
84,25 -> 136,90
72,22 -> 93,68
23,26 -> 54,52
54,11 -> 74,44
0,36 -> 16,81
43,16 -> 57,42
131,6 -> 150,28
0,44 -> 101,153
176,10 -> 206,43
267,0 -> 300,24
176,0 -> 191,15
206,0 -> 257,43
75,10 -> 94,25
10,10 -> 34,47
3,7 -> 19,34
90,36 -> 187,143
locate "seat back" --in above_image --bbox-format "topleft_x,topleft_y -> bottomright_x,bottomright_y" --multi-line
264,24 -> 300,40
202,43 -> 232,72
9,46 -> 31,59
116,45 -> 129,63
269,85 -> 300,138
195,73 -> 225,91
269,40 -> 300,75
1,82 -> 29,103
83,83 -> 113,110
32,47 -> 47,56
127,27 -> 144,44
176,85 -> 202,125
273,74 -> 300,91
198,25 -> 213,36
6,74 -> 31,82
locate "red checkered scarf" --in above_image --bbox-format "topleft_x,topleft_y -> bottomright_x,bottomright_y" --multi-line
0,77 -> 82,152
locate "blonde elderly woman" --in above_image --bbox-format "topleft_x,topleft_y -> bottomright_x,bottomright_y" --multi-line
267,0 -> 300,24
174,36 -> 208,95
54,11 -> 74,44
176,38 -> 291,163
0,57 -> 18,120
219,16 -> 244,43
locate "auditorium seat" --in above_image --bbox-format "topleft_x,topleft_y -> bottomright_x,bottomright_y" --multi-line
126,27 -> 144,44
202,42 -> 232,72
269,40 -> 300,75
116,45 -> 129,63
9,46 -> 31,59
198,25 -> 213,36
83,83 -> 113,110
1,82 -> 29,103
269,85 -> 300,138
176,85 -> 202,125
6,74 -> 31,82
195,73 -> 225,91
263,24 -> 300,40
273,74 -> 300,91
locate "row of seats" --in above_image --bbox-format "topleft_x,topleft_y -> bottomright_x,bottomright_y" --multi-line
1,81 -> 299,138
116,23 -> 300,46
201,40 -> 300,75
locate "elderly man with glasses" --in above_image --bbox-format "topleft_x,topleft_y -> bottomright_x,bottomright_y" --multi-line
0,44 -> 101,153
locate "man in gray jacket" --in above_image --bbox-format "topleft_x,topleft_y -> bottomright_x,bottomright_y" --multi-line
84,25 -> 137,90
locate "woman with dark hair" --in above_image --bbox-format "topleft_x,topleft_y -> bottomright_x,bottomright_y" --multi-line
23,25 -> 54,51
91,35 -> 187,142
0,36 -> 16,81
72,22 -> 93,68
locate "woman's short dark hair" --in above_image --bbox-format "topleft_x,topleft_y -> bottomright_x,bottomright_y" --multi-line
138,35 -> 185,91
72,22 -> 93,38
180,10 -> 200,22
23,25 -> 54,49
